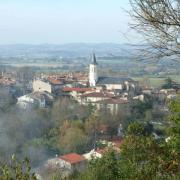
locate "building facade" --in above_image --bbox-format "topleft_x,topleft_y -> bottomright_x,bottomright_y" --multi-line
88,53 -> 138,91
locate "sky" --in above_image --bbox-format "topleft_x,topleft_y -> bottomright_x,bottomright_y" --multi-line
0,0 -> 140,44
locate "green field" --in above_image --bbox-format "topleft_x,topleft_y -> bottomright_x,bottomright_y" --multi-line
133,75 -> 180,88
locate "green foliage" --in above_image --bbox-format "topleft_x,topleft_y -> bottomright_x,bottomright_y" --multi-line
38,169 -> 63,180
77,96 -> 180,180
130,96 -> 153,120
1,92 -> 178,179
162,77 -> 173,89
0,155 -> 37,180
162,78 -> 180,90
167,96 -> 180,170
127,122 -> 154,136
121,129 -> 166,179
51,97 -> 92,126
127,122 -> 145,136
58,121 -> 88,154
76,150 -> 119,180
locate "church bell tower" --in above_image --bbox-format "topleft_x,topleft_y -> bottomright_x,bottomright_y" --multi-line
89,53 -> 98,87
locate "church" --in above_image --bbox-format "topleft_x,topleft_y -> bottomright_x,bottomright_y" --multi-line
88,53 -> 137,91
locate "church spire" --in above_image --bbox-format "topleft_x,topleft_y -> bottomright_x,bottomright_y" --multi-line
89,53 -> 98,87
91,53 -> 98,65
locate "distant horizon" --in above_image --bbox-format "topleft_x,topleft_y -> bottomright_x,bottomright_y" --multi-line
0,42 -> 144,46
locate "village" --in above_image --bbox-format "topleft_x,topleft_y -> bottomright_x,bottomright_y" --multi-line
0,0 -> 179,178
1,54 -> 178,112
0,54 -> 179,178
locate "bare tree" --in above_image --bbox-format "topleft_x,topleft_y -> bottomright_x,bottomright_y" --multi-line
129,0 -> 180,60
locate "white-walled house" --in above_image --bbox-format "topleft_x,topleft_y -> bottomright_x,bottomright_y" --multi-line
33,80 -> 52,93
83,149 -> 102,161
17,95 -> 39,109
36,153 -> 87,179
58,153 -> 86,173
95,98 -> 129,115
133,94 -> 145,102
43,153 -> 86,173
17,91 -> 54,110
160,88 -> 176,95
80,92 -> 115,104
33,78 -> 64,94
62,87 -> 94,100
79,90 -> 129,115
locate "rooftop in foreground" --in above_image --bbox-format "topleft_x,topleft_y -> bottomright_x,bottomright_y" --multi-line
59,153 -> 86,164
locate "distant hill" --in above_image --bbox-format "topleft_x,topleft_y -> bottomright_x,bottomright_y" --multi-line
0,43 -> 179,74
0,43 -> 145,58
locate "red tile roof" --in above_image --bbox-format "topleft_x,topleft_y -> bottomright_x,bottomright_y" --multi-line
62,87 -> 94,92
48,78 -> 64,85
59,153 -> 85,164
81,92 -> 114,98
97,98 -> 129,104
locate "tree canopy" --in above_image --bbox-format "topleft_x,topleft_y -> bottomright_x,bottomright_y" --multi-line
130,0 -> 180,59
75,97 -> 180,179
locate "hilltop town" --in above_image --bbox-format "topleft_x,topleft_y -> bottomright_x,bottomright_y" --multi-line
0,0 -> 179,179
0,53 -> 179,178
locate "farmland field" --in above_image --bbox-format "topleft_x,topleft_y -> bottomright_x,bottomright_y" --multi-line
133,75 -> 180,88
